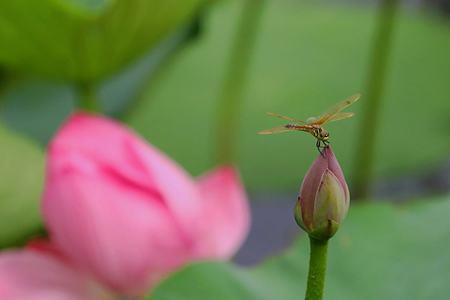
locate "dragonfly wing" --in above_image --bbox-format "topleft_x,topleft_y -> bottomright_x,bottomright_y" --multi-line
266,112 -> 306,124
258,125 -> 297,135
327,112 -> 355,123
309,93 -> 361,125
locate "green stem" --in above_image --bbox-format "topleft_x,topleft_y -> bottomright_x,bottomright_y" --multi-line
352,0 -> 399,200
214,0 -> 265,165
305,237 -> 328,300
119,10 -> 206,120
77,82 -> 100,112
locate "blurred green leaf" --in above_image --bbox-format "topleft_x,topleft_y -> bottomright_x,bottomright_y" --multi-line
0,0 -> 204,81
0,123 -> 43,248
126,1 -> 450,190
0,25 -> 196,144
150,196 -> 450,299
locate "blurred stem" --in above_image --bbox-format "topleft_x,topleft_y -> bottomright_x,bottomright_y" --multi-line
119,8 -> 207,120
214,0 -> 265,165
77,82 -> 100,112
305,237 -> 328,300
352,0 -> 399,200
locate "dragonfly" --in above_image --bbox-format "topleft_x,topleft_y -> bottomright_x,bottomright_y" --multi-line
258,93 -> 361,154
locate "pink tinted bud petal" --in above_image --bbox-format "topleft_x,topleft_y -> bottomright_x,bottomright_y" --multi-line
310,170 -> 348,239
195,166 -> 250,259
295,147 -> 349,240
0,250 -> 112,300
296,150 -> 329,231
324,147 -> 350,202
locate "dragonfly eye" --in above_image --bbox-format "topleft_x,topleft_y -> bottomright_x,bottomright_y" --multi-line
320,130 -> 329,139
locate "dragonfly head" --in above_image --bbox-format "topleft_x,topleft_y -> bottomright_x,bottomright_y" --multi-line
317,127 -> 329,141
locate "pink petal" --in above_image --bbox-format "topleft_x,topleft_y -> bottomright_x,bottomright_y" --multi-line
196,166 -> 250,259
43,161 -> 193,295
0,250 -> 109,300
51,112 -> 204,241
27,239 -> 66,261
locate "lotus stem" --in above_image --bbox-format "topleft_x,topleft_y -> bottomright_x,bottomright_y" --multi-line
214,0 -> 265,164
352,0 -> 400,199
305,237 -> 328,300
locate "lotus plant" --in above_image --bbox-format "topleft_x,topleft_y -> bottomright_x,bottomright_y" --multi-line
294,146 -> 349,300
0,113 -> 250,299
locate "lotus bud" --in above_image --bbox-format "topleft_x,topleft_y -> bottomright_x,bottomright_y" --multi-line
294,146 -> 349,241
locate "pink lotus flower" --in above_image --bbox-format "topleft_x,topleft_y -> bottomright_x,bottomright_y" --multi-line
0,112 -> 249,298
294,146 -> 349,240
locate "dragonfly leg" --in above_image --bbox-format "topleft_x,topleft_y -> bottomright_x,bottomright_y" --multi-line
317,140 -> 330,157
316,140 -> 325,156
